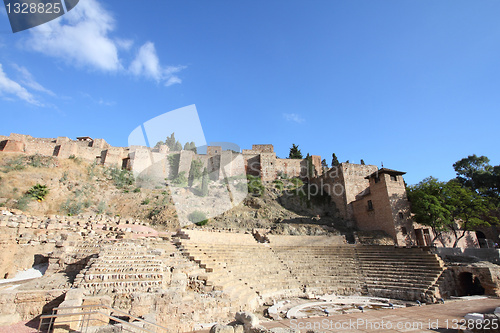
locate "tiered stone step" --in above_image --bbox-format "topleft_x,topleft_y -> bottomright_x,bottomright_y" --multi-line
271,245 -> 364,295
74,241 -> 164,295
177,230 -> 303,309
355,245 -> 445,301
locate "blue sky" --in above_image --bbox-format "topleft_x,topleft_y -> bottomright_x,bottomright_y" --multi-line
0,1 -> 499,185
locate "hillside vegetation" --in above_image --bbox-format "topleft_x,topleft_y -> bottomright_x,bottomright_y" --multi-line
0,153 -> 348,234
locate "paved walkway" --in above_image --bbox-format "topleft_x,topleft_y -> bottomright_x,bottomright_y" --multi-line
260,297 -> 499,332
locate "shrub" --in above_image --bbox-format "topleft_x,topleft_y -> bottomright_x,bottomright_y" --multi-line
26,184 -> 49,201
290,177 -> 304,188
2,156 -> 25,172
16,195 -> 31,211
105,167 -> 134,188
87,162 -> 97,179
59,171 -> 68,183
148,206 -> 162,219
247,175 -> 265,196
188,210 -> 208,225
195,220 -> 208,226
171,171 -> 187,187
68,155 -> 82,164
61,199 -> 83,216
97,201 -> 107,214
141,198 -> 150,205
133,187 -> 141,193
273,179 -> 284,191
277,171 -> 288,179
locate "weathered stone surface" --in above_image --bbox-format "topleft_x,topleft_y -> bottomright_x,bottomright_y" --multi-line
210,324 -> 235,333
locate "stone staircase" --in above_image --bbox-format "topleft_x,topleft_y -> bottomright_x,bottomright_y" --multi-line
175,230 -> 302,310
175,230 -> 447,307
74,241 -> 164,295
271,245 -> 364,295
355,245 -> 446,301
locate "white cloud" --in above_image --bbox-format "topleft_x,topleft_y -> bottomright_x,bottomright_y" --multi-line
0,64 -> 40,105
283,113 -> 305,123
129,42 -> 185,86
24,0 -> 184,85
27,0 -> 120,71
115,38 -> 133,51
12,64 -> 55,96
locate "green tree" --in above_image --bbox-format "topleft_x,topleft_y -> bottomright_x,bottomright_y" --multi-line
407,177 -> 453,245
156,133 -> 183,151
360,159 -> 365,165
184,141 -> 197,153
443,180 -> 496,247
321,159 -> 328,168
288,144 -> 303,159
331,153 -> 340,167
453,155 -> 500,200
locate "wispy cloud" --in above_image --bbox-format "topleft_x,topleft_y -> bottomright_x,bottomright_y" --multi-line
283,113 -> 305,123
129,42 -> 185,86
25,0 -> 184,86
12,64 -> 55,96
0,64 -> 41,106
81,92 -> 115,107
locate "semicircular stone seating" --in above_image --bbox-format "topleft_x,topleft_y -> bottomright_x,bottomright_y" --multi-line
74,241 -> 164,295
175,230 -> 446,310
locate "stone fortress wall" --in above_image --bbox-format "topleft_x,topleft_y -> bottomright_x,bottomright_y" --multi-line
0,133 -> 479,248
0,134 -> 320,182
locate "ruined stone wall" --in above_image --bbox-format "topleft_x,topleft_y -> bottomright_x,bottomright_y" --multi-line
56,136 -> 70,144
384,173 -> 416,246
207,146 -> 222,156
77,146 -> 104,162
251,144 -> 274,153
220,151 -> 243,178
438,264 -> 500,298
275,158 -> 304,178
259,152 -> 277,181
178,150 -> 195,176
353,176 -> 399,242
342,163 -> 378,219
1,140 -> 24,153
320,163 -> 377,222
311,155 -> 322,177
101,147 -> 127,168
244,154 -> 260,177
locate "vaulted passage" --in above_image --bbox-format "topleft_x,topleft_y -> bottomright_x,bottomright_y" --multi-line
458,272 -> 485,296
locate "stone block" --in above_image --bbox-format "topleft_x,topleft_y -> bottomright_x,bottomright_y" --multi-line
211,324 -> 235,333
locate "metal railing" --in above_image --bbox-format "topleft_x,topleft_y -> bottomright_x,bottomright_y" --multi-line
37,303 -> 169,333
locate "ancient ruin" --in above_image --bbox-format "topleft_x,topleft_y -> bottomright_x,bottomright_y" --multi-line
0,133 -> 498,332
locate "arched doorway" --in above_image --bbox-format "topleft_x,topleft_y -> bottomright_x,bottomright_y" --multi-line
457,272 -> 485,296
475,231 -> 487,248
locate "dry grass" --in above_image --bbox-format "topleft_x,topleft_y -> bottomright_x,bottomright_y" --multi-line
0,153 -> 164,220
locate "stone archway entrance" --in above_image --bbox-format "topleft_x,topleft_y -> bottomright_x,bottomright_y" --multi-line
475,231 -> 488,248
457,272 -> 485,296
